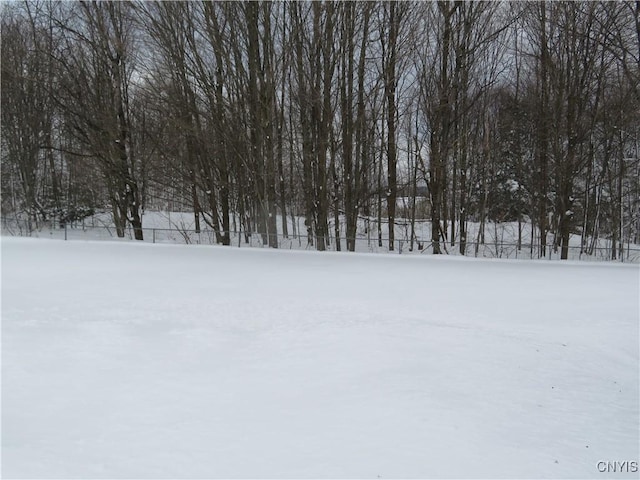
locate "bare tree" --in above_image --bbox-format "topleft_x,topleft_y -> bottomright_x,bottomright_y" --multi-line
53,1 -> 144,239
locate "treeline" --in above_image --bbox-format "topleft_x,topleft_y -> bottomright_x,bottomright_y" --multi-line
2,1 -> 639,258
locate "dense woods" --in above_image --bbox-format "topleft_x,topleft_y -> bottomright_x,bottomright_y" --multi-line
2,0 -> 639,259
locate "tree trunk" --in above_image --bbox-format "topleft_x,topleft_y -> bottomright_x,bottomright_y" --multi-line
385,1 -> 398,252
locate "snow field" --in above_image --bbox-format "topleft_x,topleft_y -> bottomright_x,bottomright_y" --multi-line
2,237 -> 639,478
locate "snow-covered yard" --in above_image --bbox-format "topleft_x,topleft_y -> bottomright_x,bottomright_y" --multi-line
2,237 -> 638,478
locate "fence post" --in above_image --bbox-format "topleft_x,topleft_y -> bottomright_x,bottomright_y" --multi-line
64,222 -> 67,241
153,229 -> 156,244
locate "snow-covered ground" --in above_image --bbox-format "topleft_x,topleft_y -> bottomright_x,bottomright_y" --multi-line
2,237 -> 639,478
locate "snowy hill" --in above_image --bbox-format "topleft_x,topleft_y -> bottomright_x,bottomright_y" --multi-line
2,237 -> 639,478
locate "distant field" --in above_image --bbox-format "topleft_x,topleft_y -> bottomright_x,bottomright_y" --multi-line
2,210 -> 639,262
